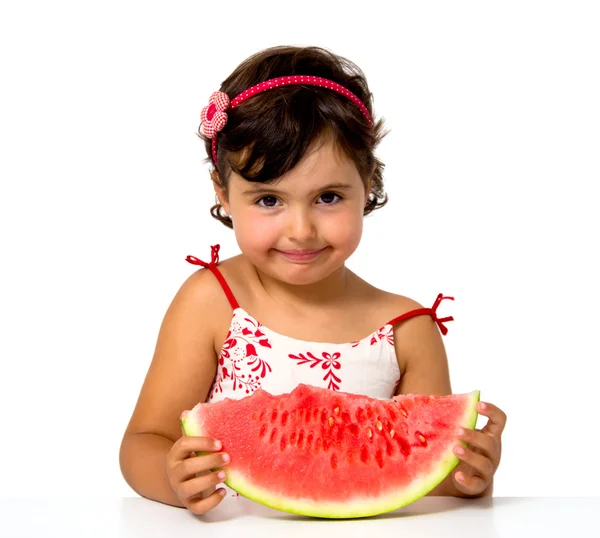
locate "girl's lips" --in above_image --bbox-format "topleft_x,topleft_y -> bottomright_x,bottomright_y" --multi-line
279,249 -> 323,255
276,247 -> 326,261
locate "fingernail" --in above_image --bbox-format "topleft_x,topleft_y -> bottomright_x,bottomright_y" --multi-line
217,471 -> 226,480
455,446 -> 465,455
457,428 -> 465,437
456,472 -> 465,481
479,402 -> 486,410
222,453 -> 230,463
218,488 -> 226,497
214,440 -> 222,450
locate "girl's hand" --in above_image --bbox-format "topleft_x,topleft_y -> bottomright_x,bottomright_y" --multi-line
452,401 -> 506,497
166,435 -> 229,514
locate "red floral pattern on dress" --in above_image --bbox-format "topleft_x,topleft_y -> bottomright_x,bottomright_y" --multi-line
289,351 -> 342,391
210,317 -> 272,399
350,325 -> 394,348
370,325 -> 394,346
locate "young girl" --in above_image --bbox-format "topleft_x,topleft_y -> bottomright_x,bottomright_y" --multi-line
119,45 -> 506,515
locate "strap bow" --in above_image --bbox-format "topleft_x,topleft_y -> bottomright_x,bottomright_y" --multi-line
430,293 -> 455,335
185,244 -> 220,268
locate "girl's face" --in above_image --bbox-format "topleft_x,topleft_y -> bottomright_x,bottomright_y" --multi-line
216,139 -> 370,286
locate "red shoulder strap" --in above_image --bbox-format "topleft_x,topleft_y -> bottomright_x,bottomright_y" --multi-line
385,294 -> 454,335
185,244 -> 240,310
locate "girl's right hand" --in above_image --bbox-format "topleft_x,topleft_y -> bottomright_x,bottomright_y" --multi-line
166,435 -> 229,514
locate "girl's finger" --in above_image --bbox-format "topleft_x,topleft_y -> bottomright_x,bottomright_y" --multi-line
454,444 -> 495,478
186,487 -> 227,515
175,452 -> 230,483
457,428 -> 497,461
477,402 -> 507,438
453,470 -> 488,496
173,436 -> 222,462
178,470 -> 227,502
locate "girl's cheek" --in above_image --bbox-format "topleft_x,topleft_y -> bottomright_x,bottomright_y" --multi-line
234,215 -> 277,250
324,211 -> 363,246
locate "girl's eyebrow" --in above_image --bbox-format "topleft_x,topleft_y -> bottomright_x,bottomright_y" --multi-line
242,182 -> 355,196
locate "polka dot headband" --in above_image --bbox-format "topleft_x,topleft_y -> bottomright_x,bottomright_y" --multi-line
199,75 -> 374,170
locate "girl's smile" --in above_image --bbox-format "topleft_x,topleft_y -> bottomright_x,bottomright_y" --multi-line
274,246 -> 328,262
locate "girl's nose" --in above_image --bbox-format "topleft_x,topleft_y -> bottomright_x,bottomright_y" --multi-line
285,206 -> 317,242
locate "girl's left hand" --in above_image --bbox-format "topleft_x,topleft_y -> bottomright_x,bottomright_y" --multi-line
452,401 -> 507,497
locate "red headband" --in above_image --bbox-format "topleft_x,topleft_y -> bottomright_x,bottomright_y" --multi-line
199,75 -> 373,169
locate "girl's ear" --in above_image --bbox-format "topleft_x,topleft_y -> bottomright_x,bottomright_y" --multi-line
364,160 -> 377,204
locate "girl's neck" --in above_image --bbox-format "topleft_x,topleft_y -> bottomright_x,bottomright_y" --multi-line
252,262 -> 353,313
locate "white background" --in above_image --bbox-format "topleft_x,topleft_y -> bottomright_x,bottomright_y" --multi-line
1,0 -> 598,499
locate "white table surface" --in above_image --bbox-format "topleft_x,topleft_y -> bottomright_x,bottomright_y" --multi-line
1,495 -> 599,537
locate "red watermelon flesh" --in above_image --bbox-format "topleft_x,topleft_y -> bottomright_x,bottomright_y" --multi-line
181,384 -> 479,518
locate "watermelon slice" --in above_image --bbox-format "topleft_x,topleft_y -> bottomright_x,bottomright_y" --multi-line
181,384 -> 479,518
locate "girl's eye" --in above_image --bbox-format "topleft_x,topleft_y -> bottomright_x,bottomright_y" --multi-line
318,192 -> 342,204
256,196 -> 280,208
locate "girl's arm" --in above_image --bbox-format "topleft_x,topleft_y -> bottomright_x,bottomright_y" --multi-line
119,268 -> 225,506
392,305 -> 493,498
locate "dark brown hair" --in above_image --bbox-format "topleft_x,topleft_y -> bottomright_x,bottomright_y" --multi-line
198,46 -> 389,228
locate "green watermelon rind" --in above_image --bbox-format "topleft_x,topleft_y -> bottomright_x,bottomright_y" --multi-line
181,390 -> 480,519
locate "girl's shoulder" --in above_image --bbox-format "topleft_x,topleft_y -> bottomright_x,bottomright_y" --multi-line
361,279 -> 450,376
342,275 -> 435,342
177,254 -> 243,341
183,251 -> 247,297
182,253 -> 252,350
385,289 -> 452,389
356,276 -> 427,323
